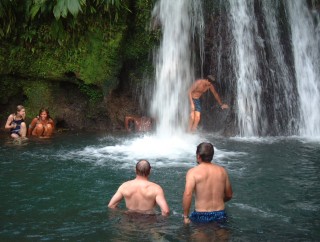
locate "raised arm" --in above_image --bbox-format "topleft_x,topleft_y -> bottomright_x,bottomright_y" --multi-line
28,118 -> 38,136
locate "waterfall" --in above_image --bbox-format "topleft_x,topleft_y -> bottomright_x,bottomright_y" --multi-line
150,0 -> 204,136
227,0 -> 320,137
261,0 -> 299,135
229,0 -> 263,137
148,0 -> 320,138
286,0 -> 320,137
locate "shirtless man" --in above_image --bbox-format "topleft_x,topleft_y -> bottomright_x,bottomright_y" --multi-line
183,142 -> 233,224
188,75 -> 229,132
108,159 -> 170,216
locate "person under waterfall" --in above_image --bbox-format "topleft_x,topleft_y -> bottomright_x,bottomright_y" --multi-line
188,75 -> 229,132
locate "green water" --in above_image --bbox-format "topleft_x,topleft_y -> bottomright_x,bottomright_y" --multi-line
0,132 -> 319,241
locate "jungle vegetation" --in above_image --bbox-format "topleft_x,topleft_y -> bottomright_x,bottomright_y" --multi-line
0,0 -> 158,118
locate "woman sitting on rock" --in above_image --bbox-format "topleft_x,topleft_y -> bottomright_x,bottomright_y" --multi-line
28,108 -> 55,138
5,105 -> 27,139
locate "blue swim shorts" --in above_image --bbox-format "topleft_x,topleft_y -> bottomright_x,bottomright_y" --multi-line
192,98 -> 202,112
189,210 -> 227,223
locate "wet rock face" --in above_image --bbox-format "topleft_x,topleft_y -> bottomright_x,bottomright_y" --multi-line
0,80 -> 140,133
200,9 -> 237,135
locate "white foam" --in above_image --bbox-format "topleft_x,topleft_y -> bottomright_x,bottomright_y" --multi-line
61,133 -> 245,168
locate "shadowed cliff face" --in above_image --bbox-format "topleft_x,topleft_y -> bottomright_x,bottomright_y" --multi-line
0,80 -> 140,134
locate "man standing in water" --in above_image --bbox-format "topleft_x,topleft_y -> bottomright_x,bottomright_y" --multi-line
108,159 -> 170,216
188,75 -> 229,132
183,142 -> 233,224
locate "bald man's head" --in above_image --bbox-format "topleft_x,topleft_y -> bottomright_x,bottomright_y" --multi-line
136,160 -> 151,177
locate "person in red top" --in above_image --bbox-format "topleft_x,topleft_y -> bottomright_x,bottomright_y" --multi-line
28,108 -> 54,138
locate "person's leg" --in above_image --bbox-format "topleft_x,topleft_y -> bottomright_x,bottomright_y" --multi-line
43,124 -> 54,137
32,124 -> 45,137
188,111 -> 195,132
191,111 -> 201,132
19,122 -> 27,137
11,133 -> 20,138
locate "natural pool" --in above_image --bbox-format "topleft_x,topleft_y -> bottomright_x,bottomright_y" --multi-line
0,131 -> 319,241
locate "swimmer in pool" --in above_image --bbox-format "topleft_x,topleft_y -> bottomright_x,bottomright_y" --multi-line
182,142 -> 233,224
108,159 -> 170,216
5,105 -> 27,139
28,108 -> 55,138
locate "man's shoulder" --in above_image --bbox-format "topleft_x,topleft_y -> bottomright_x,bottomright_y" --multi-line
120,179 -> 135,188
186,166 -> 199,175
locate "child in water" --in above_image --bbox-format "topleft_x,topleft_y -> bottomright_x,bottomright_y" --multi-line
5,105 -> 27,139
28,108 -> 55,138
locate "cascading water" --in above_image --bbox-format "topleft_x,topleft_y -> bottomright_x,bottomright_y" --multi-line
226,0 -> 319,137
261,0 -> 299,135
150,0 -> 204,136
229,0 -> 264,137
147,0 -> 319,138
286,0 -> 320,137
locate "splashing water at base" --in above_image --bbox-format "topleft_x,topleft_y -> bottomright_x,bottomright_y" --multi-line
68,133 -> 203,167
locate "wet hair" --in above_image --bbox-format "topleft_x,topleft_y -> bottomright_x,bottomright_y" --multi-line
136,159 -> 151,177
38,108 -> 51,120
207,75 -> 215,82
196,142 -> 214,162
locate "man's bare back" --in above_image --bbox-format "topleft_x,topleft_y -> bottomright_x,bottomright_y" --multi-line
186,163 -> 230,211
108,160 -> 170,216
117,178 -> 165,213
183,142 -> 232,224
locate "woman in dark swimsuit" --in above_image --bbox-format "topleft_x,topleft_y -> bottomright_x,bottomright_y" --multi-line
5,105 -> 27,139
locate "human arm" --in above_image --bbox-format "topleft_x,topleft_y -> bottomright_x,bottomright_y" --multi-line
182,170 -> 195,224
224,170 -> 233,202
108,186 -> 124,209
188,83 -> 197,111
155,187 -> 170,216
209,84 -> 229,109
48,118 -> 55,128
28,118 -> 38,136
4,114 -> 14,129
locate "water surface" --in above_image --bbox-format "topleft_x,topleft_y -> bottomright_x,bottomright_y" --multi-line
0,132 -> 319,241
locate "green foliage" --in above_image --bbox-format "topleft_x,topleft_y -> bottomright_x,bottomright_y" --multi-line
0,0 -> 158,108
78,30 -> 123,86
23,80 -> 57,118
0,76 -> 23,104
53,0 -> 85,19
78,82 -> 103,104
